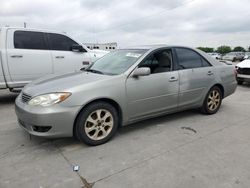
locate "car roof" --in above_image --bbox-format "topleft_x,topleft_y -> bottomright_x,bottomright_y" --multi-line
0,26 -> 67,35
124,44 -> 196,51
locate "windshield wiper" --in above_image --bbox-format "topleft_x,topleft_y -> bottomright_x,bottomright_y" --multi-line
85,69 -> 104,74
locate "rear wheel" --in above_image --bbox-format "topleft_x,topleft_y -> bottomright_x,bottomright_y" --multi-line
75,102 -> 119,146
200,86 -> 222,114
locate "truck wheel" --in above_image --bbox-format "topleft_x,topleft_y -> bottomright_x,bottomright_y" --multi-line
75,102 -> 119,146
200,86 -> 222,115
237,80 -> 243,85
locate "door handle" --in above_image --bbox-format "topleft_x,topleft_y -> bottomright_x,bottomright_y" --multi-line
207,71 -> 214,76
55,56 -> 65,59
82,61 -> 90,65
169,77 -> 178,82
11,55 -> 23,58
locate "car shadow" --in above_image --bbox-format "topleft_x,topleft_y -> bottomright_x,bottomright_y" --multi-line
0,90 -> 19,105
117,109 -> 199,135
240,82 -> 250,88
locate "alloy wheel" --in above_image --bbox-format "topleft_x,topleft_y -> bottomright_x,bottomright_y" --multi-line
207,90 -> 221,111
84,109 -> 114,141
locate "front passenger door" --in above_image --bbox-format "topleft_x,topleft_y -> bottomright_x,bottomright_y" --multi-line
47,33 -> 91,74
126,49 -> 179,121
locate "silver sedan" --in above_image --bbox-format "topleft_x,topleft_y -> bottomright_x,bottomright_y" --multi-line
15,45 -> 237,145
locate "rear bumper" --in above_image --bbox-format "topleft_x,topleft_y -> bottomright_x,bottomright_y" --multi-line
15,94 -> 81,138
223,80 -> 237,98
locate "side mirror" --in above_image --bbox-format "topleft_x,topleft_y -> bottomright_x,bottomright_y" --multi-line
80,61 -> 92,71
132,67 -> 151,77
71,44 -> 87,52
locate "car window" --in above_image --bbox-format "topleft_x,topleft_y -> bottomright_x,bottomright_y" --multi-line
48,33 -> 78,51
14,31 -> 48,50
176,48 -> 210,69
139,49 -> 172,74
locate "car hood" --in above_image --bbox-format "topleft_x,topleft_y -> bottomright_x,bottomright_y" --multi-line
23,71 -> 115,96
237,60 -> 250,68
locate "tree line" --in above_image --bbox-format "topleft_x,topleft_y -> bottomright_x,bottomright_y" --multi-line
197,46 -> 250,54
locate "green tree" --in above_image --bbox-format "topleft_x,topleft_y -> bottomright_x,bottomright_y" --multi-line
233,46 -> 246,52
217,46 -> 232,54
197,47 -> 214,53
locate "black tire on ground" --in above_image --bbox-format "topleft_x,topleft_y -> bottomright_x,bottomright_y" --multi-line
74,101 -> 119,146
237,80 -> 243,85
200,86 -> 222,115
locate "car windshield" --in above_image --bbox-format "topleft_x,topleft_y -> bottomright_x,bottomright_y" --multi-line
86,49 -> 147,75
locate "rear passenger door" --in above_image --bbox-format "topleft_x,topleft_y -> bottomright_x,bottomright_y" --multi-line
7,30 -> 53,85
47,33 -> 91,74
175,47 -> 215,109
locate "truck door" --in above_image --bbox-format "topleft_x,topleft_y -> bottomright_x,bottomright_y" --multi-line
47,33 -> 91,75
6,29 -> 53,86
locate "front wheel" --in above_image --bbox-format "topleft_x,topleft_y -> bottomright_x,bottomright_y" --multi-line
200,86 -> 222,114
75,102 -> 119,146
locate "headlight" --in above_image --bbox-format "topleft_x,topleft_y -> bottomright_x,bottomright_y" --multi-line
28,92 -> 71,107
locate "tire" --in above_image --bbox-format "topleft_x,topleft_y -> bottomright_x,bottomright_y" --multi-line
75,102 -> 119,146
232,58 -> 236,62
237,80 -> 243,85
200,86 -> 222,115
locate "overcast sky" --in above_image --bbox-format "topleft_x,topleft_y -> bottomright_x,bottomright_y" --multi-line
1,0 -> 250,48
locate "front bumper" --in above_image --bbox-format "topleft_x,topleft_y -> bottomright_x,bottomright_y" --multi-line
237,74 -> 250,83
15,94 -> 81,138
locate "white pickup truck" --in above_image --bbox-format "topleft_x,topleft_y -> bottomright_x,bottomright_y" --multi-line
0,27 -> 108,91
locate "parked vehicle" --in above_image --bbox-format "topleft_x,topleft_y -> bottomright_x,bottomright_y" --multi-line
235,57 -> 250,84
15,45 -> 237,145
222,52 -> 244,62
207,52 -> 222,60
0,27 -> 108,91
243,52 -> 250,60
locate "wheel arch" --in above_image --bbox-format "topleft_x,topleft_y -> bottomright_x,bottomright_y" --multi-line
73,98 -> 123,138
213,83 -> 224,98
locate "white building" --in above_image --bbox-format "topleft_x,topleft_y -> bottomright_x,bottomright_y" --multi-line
84,42 -> 117,51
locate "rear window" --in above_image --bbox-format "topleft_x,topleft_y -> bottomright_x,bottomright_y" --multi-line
14,31 -> 48,50
176,48 -> 211,69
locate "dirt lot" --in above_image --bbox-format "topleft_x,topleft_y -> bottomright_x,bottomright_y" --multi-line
0,84 -> 250,188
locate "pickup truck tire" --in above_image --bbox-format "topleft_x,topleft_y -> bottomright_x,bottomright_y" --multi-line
75,102 -> 119,146
237,80 -> 243,85
200,86 -> 222,115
